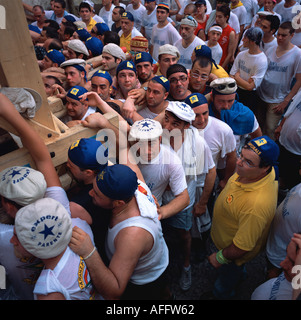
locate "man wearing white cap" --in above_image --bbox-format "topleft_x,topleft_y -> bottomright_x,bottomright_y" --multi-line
0,91 -> 89,299
161,101 -> 215,291
64,39 -> 89,60
100,43 -> 126,77
128,118 -> 189,219
155,44 -> 180,78
11,198 -> 102,300
175,16 -> 205,69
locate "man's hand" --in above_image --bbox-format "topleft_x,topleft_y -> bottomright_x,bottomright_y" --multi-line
208,252 -> 222,269
81,112 -> 109,129
69,226 -> 94,258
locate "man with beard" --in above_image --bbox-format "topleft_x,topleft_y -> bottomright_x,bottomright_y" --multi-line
134,52 -> 154,85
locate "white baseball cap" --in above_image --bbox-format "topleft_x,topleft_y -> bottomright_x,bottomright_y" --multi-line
15,198 -> 72,259
102,43 -> 126,61
166,101 -> 196,124
129,119 -> 163,141
68,39 -> 89,57
158,44 -> 180,59
0,166 -> 47,206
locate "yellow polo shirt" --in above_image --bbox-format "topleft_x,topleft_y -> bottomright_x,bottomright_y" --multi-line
119,32 -> 132,52
211,169 -> 278,266
86,18 -> 97,32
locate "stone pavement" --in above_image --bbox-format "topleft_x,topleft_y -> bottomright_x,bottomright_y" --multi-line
164,232 -> 268,300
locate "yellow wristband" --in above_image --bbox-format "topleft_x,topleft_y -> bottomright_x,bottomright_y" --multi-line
216,249 -> 231,264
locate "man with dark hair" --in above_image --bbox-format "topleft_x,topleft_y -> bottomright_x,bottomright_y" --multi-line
111,5 -> 126,33
206,135 -> 279,299
59,20 -> 77,41
166,64 -> 191,101
79,2 -> 97,32
256,21 -> 301,139
260,15 -> 280,54
188,56 -> 212,94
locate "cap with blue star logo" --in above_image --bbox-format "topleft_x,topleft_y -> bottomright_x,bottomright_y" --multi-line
129,118 -> 163,141
0,166 -> 47,206
15,198 -> 72,259
166,101 -> 196,124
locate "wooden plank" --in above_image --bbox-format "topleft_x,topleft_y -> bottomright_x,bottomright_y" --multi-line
0,112 -> 119,172
0,0 -> 57,132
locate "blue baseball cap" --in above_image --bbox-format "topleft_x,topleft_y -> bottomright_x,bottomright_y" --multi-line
185,93 -> 208,108
85,36 -> 104,57
95,22 -> 110,35
66,86 -> 88,101
91,70 -> 113,86
96,164 -> 138,200
151,75 -> 170,92
76,28 -> 91,41
116,60 -> 136,76
194,45 -> 218,68
134,52 -> 153,65
68,138 -> 108,170
46,49 -> 65,65
247,135 -> 280,166
121,12 -> 134,21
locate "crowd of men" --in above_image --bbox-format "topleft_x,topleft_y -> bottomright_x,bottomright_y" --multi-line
0,0 -> 301,300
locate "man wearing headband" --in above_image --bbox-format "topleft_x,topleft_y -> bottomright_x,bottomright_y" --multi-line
166,64 -> 191,102
209,77 -> 262,150
206,25 -> 223,65
207,136 -> 279,299
150,3 -> 181,61
161,100 -> 215,291
175,16 -> 205,69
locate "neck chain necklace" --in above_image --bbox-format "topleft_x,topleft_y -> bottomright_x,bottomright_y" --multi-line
113,204 -> 129,218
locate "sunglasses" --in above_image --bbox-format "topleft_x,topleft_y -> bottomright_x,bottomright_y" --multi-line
216,82 -> 236,91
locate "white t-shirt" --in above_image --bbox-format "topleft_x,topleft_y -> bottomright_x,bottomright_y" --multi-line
279,95 -> 301,155
231,5 -> 247,26
197,116 -> 236,168
251,272 -> 293,300
98,4 -> 115,29
241,0 -> 259,26
126,3 -> 147,32
260,37 -> 278,55
266,184 -> 301,268
292,32 -> 301,47
175,36 -> 206,69
0,186 -> 71,300
162,126 -> 215,210
257,45 -> 301,103
91,14 -> 105,24
274,1 -> 299,22
141,6 -> 173,43
138,144 -> 187,205
151,23 -> 181,61
138,106 -> 158,119
230,50 -> 268,89
205,41 -> 223,65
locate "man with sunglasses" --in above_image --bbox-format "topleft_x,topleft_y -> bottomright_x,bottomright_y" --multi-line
206,135 -> 279,299
209,77 -> 262,151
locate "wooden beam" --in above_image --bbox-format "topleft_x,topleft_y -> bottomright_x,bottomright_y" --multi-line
0,0 -> 57,132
